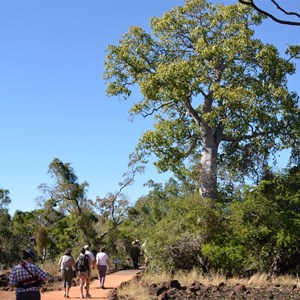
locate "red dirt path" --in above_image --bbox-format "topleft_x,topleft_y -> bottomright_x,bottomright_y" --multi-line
0,269 -> 140,300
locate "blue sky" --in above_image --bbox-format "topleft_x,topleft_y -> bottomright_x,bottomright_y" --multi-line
0,0 -> 299,215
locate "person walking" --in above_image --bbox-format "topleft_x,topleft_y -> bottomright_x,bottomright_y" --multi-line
83,245 -> 95,297
9,249 -> 48,300
58,249 -> 75,298
96,247 -> 109,289
130,241 -> 140,269
75,248 -> 90,299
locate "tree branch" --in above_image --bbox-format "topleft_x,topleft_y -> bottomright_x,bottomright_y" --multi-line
238,0 -> 300,26
141,101 -> 174,118
184,134 -> 200,156
271,0 -> 300,18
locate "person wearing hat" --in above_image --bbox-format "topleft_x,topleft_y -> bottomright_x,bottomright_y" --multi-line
9,249 -> 48,300
130,241 -> 141,269
58,249 -> 75,298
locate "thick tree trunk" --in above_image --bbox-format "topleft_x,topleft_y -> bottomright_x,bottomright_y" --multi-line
199,130 -> 218,200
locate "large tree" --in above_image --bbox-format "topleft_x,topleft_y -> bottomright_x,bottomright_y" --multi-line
103,0 -> 299,200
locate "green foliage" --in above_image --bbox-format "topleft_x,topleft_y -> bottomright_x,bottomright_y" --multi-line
131,191 -> 224,271
228,166 -> 300,272
201,243 -> 246,274
104,0 -> 300,199
38,158 -> 90,217
115,165 -> 300,275
11,211 -> 40,248
1,163 -> 300,275
0,189 -> 11,208
0,191 -> 19,266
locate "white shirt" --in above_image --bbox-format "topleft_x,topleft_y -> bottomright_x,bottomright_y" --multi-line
85,250 -> 95,269
96,252 -> 109,266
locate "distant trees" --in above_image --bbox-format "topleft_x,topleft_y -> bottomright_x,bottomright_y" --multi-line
37,158 -> 90,217
1,159 -> 300,275
0,189 -> 18,266
35,158 -> 99,253
120,165 -> 300,274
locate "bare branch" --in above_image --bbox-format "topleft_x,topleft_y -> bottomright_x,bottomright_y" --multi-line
271,0 -> 300,18
184,98 -> 203,128
184,134 -> 200,157
239,0 -> 300,26
141,101 -> 174,118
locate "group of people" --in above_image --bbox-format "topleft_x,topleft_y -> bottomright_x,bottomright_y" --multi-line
8,245 -> 109,300
58,245 -> 109,298
9,241 -> 143,300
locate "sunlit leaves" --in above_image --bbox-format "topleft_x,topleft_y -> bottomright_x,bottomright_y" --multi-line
103,0 -> 300,197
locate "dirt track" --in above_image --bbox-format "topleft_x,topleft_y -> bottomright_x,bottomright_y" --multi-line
0,269 -> 140,300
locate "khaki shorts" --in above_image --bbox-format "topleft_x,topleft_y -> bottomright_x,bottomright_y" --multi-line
78,270 -> 89,283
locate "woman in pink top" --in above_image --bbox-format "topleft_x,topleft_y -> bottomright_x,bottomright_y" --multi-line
95,247 -> 109,289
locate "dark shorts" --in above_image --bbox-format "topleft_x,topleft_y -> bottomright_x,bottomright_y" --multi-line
61,269 -> 74,288
16,290 -> 40,300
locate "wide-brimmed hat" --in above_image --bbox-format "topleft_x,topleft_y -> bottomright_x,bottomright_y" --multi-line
64,249 -> 71,255
23,249 -> 36,260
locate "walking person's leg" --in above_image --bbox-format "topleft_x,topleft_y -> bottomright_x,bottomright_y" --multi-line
61,270 -> 67,297
133,257 -> 139,269
65,270 -> 73,298
99,265 -> 107,288
79,274 -> 85,298
97,264 -> 102,287
85,271 -> 91,298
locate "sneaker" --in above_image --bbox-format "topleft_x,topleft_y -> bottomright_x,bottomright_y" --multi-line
86,294 -> 91,298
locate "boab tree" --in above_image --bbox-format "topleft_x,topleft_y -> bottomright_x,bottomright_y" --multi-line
103,0 -> 299,200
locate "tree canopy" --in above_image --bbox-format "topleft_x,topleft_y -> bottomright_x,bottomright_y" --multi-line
103,0 -> 300,200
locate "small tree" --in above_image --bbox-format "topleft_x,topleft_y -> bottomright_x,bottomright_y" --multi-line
37,158 -> 98,249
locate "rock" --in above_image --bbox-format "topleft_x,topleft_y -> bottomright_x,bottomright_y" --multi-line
107,288 -> 118,300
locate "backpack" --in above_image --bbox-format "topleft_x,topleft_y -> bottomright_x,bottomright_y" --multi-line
75,254 -> 89,272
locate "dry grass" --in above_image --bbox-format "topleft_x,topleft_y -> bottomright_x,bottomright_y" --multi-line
117,276 -> 152,300
41,260 -> 100,278
116,269 -> 300,299
140,269 -> 300,287
41,260 -> 60,276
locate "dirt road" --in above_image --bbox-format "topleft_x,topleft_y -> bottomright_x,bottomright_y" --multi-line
0,269 -> 140,300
